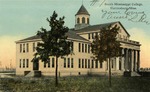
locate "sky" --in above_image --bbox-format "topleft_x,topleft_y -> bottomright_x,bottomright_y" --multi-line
0,0 -> 150,68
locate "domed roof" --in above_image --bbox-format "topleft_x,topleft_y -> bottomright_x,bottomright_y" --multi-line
76,5 -> 90,16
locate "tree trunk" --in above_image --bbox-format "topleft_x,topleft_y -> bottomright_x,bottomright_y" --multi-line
108,58 -> 111,87
55,56 -> 58,87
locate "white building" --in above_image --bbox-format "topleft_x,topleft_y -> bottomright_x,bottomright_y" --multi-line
16,5 -> 141,76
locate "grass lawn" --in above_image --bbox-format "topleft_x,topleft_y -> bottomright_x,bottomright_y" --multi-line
0,76 -> 150,92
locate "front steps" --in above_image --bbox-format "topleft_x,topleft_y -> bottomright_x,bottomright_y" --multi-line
131,71 -> 141,76
24,71 -> 41,77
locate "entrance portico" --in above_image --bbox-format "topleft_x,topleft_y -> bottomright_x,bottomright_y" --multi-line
112,38 -> 141,72
123,49 -> 140,72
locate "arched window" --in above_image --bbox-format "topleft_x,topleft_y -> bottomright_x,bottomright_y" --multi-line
87,18 -> 89,24
77,17 -> 80,24
82,17 -> 85,23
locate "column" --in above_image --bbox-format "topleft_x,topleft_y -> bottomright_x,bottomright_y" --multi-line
128,49 -> 131,71
114,58 -> 116,70
125,48 -> 129,71
137,50 -> 140,71
129,49 -> 132,71
107,59 -> 109,71
133,50 -> 136,71
105,60 -> 108,71
134,50 -> 137,71
131,50 -> 134,71
121,48 -> 125,71
116,57 -> 119,70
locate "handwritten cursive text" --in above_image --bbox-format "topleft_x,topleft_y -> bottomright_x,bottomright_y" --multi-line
101,9 -> 150,25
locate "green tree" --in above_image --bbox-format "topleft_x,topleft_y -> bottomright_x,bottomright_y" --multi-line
91,24 -> 121,87
33,11 -> 71,87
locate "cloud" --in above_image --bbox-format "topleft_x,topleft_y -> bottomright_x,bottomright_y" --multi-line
128,28 -> 150,68
0,35 -> 22,68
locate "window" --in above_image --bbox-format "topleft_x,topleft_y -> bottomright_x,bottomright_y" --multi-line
82,59 -> 84,68
48,59 -> 50,68
26,43 -> 29,52
88,44 -> 90,53
79,43 -> 81,52
33,43 -> 35,52
85,59 -> 87,68
100,62 -> 103,68
71,58 -> 73,68
85,44 -> 87,53
77,17 -> 80,23
88,59 -> 90,68
68,58 -> 70,68
26,59 -> 29,68
87,18 -> 89,24
44,62 -> 46,68
64,58 -> 66,68
20,44 -> 22,53
88,33 -> 90,39
52,58 -> 55,68
82,43 -> 84,52
19,59 -> 21,68
23,44 -> 25,53
23,59 -> 25,68
79,59 -> 81,68
82,17 -> 85,23
92,60 -> 94,68
95,60 -> 98,68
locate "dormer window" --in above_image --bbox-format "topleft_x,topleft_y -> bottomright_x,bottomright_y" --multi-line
20,44 -> 22,53
23,44 -> 25,53
26,43 -> 29,52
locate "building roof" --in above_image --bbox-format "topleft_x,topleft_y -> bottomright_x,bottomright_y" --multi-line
17,21 -> 130,43
74,21 -> 130,36
17,30 -> 90,42
19,35 -> 40,41
67,30 -> 90,42
75,5 -> 90,16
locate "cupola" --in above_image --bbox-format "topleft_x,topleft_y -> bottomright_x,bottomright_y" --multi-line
75,5 -> 90,30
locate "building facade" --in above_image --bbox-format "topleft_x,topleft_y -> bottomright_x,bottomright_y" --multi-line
16,5 -> 141,76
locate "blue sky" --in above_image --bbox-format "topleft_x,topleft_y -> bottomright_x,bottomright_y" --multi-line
0,0 -> 150,68
0,0 -> 150,36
